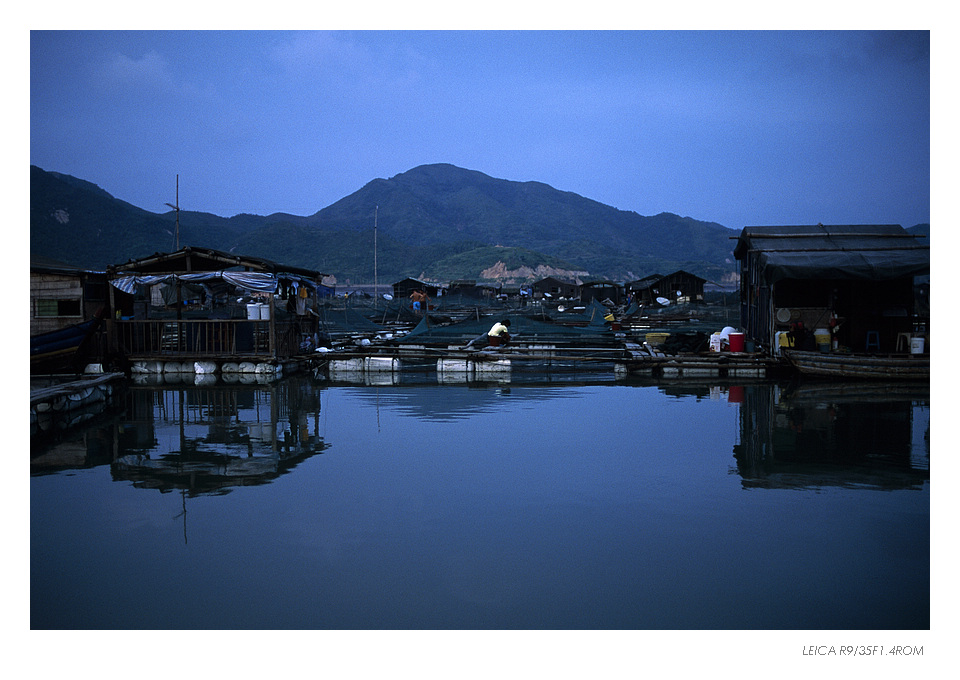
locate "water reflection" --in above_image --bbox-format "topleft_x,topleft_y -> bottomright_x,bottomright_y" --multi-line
30,373 -> 930,629
734,381 -> 930,490
32,374 -> 930,494
347,382 -> 593,422
31,374 -> 329,495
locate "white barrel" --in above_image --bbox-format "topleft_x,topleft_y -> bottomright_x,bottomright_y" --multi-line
910,336 -> 925,354
194,361 -> 217,374
132,360 -> 165,374
365,357 -> 399,372
246,303 -> 261,320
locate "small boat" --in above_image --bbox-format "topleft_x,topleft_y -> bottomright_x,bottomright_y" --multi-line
31,305 -> 107,370
782,349 -> 929,380
30,317 -> 102,369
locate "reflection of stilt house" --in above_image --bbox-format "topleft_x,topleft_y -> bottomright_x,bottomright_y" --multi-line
733,225 -> 929,353
732,382 -> 929,490
105,247 -> 332,366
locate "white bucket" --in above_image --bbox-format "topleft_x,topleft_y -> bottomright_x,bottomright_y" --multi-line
246,304 -> 261,320
814,328 -> 831,353
910,336 -> 925,354
259,303 -> 271,320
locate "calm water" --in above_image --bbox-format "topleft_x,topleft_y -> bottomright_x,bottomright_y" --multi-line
31,371 -> 930,629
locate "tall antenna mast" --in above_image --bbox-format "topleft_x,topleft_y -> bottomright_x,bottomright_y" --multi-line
165,174 -> 181,251
374,205 -> 379,306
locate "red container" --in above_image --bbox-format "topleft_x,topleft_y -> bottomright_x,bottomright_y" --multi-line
488,335 -> 501,347
728,332 -> 745,353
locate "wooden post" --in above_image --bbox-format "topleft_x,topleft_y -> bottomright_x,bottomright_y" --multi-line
106,280 -> 117,356
269,294 -> 276,359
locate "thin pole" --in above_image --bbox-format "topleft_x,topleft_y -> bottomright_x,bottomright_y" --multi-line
374,205 -> 379,308
165,174 -> 180,251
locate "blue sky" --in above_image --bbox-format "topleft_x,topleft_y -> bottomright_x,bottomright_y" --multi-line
29,29 -> 930,230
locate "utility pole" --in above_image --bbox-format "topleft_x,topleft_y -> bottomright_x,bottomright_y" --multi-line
165,174 -> 180,251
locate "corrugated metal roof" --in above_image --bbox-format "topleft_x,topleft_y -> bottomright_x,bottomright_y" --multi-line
106,246 -> 327,279
734,225 -> 929,283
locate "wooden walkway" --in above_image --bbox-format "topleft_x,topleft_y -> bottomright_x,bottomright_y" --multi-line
31,372 -> 126,412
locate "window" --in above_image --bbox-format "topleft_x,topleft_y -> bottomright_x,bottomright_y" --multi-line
36,299 -> 82,317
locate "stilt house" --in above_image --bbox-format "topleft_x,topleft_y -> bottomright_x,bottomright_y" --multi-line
105,247 -> 331,366
733,225 -> 929,353
532,276 -> 578,300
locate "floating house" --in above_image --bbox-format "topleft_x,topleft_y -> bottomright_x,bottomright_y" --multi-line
626,270 -> 706,305
578,280 -> 623,305
624,274 -> 664,305
105,246 -> 331,369
532,276 -> 578,299
31,262 -> 109,336
445,279 -> 502,301
31,262 -> 110,371
655,270 -> 707,304
392,278 -> 442,300
733,225 -> 929,354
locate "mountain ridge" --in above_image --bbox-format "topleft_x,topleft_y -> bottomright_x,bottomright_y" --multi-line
30,163 -> 928,286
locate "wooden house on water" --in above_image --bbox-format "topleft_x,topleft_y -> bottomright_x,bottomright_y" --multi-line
626,270 -> 706,305
392,278 -> 442,301
579,280 -> 623,306
531,276 -> 579,300
733,225 -> 929,355
105,247 -> 332,370
31,262 -> 110,372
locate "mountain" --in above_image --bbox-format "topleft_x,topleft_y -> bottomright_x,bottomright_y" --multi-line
31,163 -> 747,284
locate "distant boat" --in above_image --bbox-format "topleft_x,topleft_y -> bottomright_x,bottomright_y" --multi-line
782,349 -> 929,380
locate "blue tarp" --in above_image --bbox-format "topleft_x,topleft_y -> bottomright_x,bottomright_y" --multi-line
110,271 -> 317,295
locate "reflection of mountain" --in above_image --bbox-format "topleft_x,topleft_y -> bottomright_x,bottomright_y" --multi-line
733,382 -> 930,490
343,382 -> 598,422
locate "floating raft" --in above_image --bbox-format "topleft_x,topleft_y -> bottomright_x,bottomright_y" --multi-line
309,344 -> 780,383
30,372 -> 126,435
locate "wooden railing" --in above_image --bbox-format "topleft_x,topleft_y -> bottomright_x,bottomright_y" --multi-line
115,319 -> 303,359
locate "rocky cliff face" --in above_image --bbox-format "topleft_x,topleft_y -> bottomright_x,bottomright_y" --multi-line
479,261 -> 590,284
